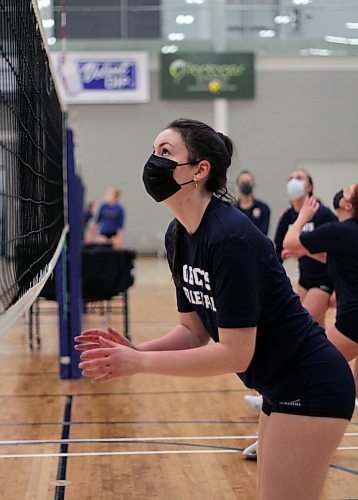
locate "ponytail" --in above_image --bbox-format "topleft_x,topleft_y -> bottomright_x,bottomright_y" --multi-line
172,219 -> 183,286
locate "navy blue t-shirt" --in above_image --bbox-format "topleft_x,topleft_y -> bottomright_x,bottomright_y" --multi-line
236,198 -> 270,235
300,219 -> 358,319
96,203 -> 125,236
165,196 -> 326,391
274,204 -> 337,286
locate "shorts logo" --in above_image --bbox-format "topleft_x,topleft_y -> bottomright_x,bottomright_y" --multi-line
278,399 -> 302,407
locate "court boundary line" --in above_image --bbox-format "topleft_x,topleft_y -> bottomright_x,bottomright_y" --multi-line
0,435 -> 258,445
54,395 -> 72,500
0,419 -> 355,427
0,432 -> 356,446
0,419 -> 260,426
0,388 -> 250,396
0,447 -> 356,460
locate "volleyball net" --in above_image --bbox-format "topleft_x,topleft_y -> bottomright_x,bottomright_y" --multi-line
0,0 -> 67,334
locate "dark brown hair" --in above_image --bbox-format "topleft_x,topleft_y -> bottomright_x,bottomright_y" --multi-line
350,184 -> 358,220
166,118 -> 234,285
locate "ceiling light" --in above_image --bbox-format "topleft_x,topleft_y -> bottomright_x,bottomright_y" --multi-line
168,33 -> 185,41
161,45 -> 178,54
38,0 -> 51,8
259,30 -> 275,38
176,15 -> 195,25
274,15 -> 291,25
346,23 -> 358,30
185,0 -> 204,4
47,37 -> 56,45
293,0 -> 311,5
42,19 -> 55,28
300,48 -> 332,56
325,35 -> 358,45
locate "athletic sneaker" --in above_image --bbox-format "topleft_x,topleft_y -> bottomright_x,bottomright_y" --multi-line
243,440 -> 258,460
244,394 -> 263,412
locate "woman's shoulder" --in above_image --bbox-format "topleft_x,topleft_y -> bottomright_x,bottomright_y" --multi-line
165,219 -> 176,239
211,200 -> 270,246
316,202 -> 337,221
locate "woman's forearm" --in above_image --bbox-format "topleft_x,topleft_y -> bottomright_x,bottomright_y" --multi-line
138,324 -> 208,352
139,342 -> 248,377
78,327 -> 256,383
283,218 -> 306,251
305,251 -> 327,264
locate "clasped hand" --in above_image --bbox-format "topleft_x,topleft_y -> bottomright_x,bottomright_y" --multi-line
74,327 -> 141,384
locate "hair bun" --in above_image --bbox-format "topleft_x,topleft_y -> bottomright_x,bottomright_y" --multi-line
216,132 -> 233,168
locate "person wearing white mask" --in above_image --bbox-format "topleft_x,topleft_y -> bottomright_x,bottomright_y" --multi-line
284,185 -> 358,392
274,169 -> 337,327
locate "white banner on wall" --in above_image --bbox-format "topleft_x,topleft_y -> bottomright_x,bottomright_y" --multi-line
51,51 -> 150,104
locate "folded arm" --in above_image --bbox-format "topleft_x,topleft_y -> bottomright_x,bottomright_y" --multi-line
283,197 -> 326,263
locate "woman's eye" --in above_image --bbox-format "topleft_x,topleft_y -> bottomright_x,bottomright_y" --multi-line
162,148 -> 169,156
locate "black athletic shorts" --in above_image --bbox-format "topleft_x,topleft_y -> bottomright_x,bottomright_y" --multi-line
335,310 -> 358,343
261,339 -> 355,420
100,231 -> 117,239
298,277 -> 334,295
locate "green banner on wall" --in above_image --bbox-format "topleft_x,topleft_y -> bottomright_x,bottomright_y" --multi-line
161,52 -> 255,100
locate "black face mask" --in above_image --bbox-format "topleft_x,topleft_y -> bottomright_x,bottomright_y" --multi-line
333,189 -> 344,210
239,182 -> 253,196
142,154 -> 199,202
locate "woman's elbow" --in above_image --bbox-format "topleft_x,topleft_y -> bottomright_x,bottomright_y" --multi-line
232,346 -> 255,373
283,234 -> 299,252
238,355 -> 254,373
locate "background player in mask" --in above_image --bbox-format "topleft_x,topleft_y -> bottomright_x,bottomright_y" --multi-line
235,170 -> 271,235
242,179 -> 352,460
274,169 -> 337,328
284,184 -> 358,395
242,169 -> 338,458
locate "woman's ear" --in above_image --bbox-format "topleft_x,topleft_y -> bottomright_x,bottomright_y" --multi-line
194,160 -> 211,180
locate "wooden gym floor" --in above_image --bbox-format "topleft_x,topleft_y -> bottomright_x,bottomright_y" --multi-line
0,257 -> 357,500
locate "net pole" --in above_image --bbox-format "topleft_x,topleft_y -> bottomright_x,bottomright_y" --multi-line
64,128 -> 82,378
55,128 -> 83,380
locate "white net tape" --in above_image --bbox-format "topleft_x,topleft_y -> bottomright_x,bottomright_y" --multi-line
0,226 -> 68,336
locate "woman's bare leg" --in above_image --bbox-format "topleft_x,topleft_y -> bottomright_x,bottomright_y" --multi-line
257,413 -> 348,500
354,359 -> 358,400
257,411 -> 269,494
301,288 -> 330,328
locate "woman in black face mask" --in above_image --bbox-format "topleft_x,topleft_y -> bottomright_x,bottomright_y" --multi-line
284,184 -> 358,387
235,170 -> 271,235
75,119 -> 355,500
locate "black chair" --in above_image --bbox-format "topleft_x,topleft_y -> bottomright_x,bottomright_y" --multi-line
28,246 -> 136,349
81,246 -> 136,338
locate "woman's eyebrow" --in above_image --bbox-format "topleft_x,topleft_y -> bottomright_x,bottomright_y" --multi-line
153,141 -> 174,149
